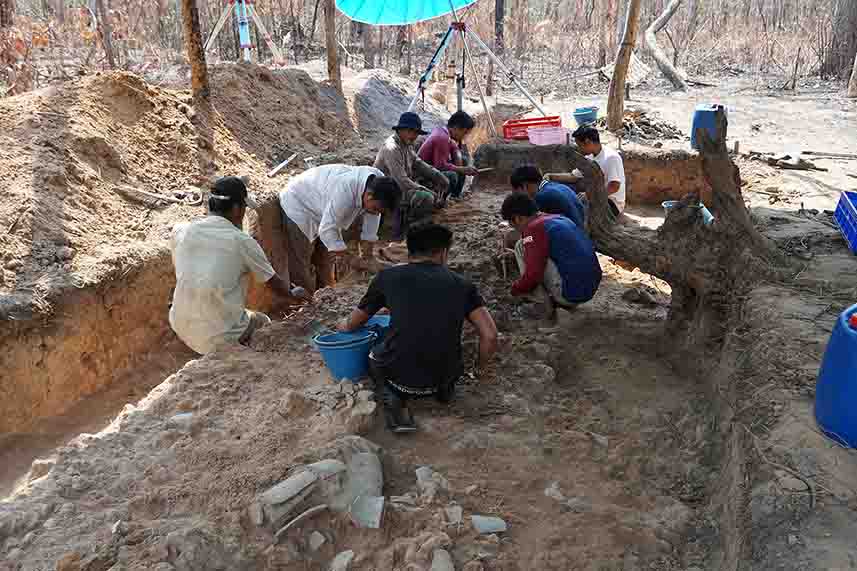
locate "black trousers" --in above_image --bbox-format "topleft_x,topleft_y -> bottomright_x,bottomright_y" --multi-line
369,357 -> 456,406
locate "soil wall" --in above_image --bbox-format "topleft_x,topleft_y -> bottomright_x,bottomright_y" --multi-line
474,142 -> 712,205
0,199 -> 287,434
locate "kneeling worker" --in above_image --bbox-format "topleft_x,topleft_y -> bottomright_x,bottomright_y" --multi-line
337,224 -> 499,433
374,112 -> 450,239
501,193 -> 602,321
279,164 -> 401,294
510,163 -> 586,226
169,176 -> 309,354
418,110 -> 480,200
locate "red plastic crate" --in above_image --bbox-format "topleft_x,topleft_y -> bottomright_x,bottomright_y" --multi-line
502,116 -> 562,140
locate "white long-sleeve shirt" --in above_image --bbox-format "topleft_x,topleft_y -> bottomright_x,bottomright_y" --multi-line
278,165 -> 383,252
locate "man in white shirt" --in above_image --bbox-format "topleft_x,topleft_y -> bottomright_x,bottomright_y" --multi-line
279,164 -> 401,293
169,176 -> 309,354
544,125 -> 626,218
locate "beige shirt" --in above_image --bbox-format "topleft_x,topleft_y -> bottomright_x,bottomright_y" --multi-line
373,133 -> 442,196
169,216 -> 276,354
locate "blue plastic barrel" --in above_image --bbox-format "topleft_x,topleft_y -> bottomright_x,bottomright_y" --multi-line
690,104 -> 727,150
815,304 -> 857,447
573,107 -> 599,126
313,330 -> 378,381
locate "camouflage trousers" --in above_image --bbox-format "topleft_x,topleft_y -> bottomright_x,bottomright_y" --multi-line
392,188 -> 436,240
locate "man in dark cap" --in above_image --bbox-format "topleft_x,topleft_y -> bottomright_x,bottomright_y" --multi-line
373,112 -> 449,239
169,176 -> 310,354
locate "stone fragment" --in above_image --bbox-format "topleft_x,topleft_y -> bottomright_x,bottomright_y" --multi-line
309,531 -> 327,551
261,471 -> 318,506
329,550 -> 355,571
248,502 -> 264,526
349,495 -> 384,529
416,467 -> 449,502
471,515 -> 507,534
430,549 -> 454,571
462,562 -> 484,571
307,459 -> 347,478
28,457 -> 56,481
444,505 -> 463,525
346,400 -> 378,435
167,413 -> 195,431
544,481 -> 565,501
112,520 -> 128,536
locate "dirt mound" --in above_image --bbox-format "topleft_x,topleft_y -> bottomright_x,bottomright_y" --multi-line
0,66 -> 357,314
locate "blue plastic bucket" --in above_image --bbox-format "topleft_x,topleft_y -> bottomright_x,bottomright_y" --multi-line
815,304 -> 857,447
573,106 -> 599,126
690,104 -> 727,150
313,330 -> 378,381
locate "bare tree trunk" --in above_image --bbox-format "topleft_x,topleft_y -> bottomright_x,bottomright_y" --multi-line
615,0 -> 629,54
181,0 -> 209,100
323,0 -> 341,93
607,0 -> 641,131
487,0 -> 505,96
643,0 -> 688,90
309,0 -> 321,41
0,0 -> 13,28
848,50 -> 857,97
94,0 -> 116,68
361,23 -> 375,68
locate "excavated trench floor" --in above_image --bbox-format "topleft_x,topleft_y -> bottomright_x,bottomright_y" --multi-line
1,184 -> 723,570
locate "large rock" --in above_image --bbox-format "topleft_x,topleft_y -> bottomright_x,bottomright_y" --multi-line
431,549 -> 455,571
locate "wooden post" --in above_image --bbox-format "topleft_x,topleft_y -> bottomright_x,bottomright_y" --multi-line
94,0 -> 116,68
323,0 -> 341,93
642,0 -> 687,90
848,50 -> 857,98
606,0 -> 641,131
361,23 -> 375,68
181,0 -> 210,101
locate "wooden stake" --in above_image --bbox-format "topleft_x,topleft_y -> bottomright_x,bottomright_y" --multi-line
607,0 -> 641,132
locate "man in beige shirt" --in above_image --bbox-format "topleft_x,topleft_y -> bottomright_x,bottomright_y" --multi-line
374,112 -> 449,239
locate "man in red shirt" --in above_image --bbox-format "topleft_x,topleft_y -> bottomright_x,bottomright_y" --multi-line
501,193 -> 602,323
418,111 -> 479,201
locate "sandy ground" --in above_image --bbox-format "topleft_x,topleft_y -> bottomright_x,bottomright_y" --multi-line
2,65 -> 857,570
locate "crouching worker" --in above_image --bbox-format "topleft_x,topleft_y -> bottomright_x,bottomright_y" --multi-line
169,176 -> 310,354
374,112 -> 449,239
504,164 -> 586,248
337,224 -> 499,433
418,110 -> 480,200
279,165 -> 401,294
501,193 -> 602,323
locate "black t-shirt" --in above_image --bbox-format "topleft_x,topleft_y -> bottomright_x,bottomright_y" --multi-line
358,262 -> 485,389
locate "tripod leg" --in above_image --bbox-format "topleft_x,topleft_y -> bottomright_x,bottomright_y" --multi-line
466,29 -> 547,116
461,32 -> 497,138
250,7 -> 286,64
205,2 -> 234,53
408,26 -> 456,112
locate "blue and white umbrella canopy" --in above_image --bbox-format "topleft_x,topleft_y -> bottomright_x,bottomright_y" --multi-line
335,0 -> 478,25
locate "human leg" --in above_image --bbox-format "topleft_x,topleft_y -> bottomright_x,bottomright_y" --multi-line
512,239 -> 557,320
369,357 -> 417,433
284,213 -> 317,293
443,171 -> 465,198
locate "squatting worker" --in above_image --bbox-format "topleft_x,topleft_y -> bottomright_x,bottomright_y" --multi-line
418,110 -> 480,200
504,164 -> 586,249
279,165 -> 401,294
169,176 -> 310,354
501,193 -> 602,323
544,125 -> 626,219
337,224 -> 499,433
374,112 -> 449,239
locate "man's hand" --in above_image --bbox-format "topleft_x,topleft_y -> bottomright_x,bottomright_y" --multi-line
289,285 -> 312,302
457,165 -> 479,177
336,318 -> 352,333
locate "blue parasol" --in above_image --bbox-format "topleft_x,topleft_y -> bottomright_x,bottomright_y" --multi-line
335,0 -> 477,26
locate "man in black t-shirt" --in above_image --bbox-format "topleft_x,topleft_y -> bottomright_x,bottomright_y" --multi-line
337,224 -> 499,433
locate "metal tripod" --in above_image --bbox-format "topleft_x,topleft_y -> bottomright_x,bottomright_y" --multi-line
204,0 -> 285,65
407,6 -> 547,138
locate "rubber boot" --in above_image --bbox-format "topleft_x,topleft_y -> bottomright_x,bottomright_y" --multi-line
380,383 -> 416,434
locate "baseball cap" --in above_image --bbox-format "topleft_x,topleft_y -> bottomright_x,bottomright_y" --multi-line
211,176 -> 259,209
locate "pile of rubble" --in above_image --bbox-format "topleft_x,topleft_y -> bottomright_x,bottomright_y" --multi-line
596,109 -> 683,143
